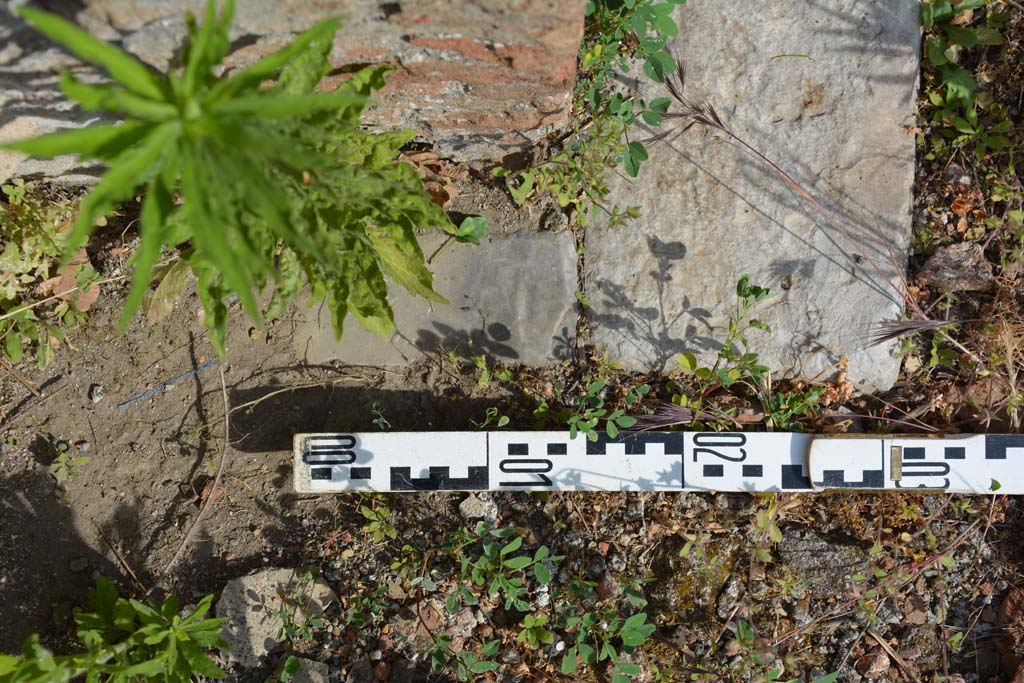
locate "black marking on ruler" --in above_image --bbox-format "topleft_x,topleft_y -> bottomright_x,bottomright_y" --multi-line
390,466 -> 488,491
821,470 -> 885,488
742,464 -> 763,478
703,464 -> 724,477
508,443 -> 529,456
944,447 -> 965,460
586,431 -> 685,456
303,435 -> 356,465
781,464 -> 812,490
311,467 -> 333,481
903,447 -> 926,460
985,435 -> 1023,459
350,467 -> 371,480
547,443 -> 567,455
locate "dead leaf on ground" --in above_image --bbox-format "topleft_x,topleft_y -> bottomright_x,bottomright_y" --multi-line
398,150 -> 469,207
38,247 -> 100,311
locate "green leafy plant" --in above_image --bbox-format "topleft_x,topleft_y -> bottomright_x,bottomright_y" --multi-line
567,379 -> 638,442
0,577 -> 225,682
4,2 -> 478,356
360,503 -> 398,543
497,0 -> 684,223
517,613 -> 556,649
48,440 -> 90,482
273,571 -> 326,644
276,655 -> 300,682
471,406 -> 510,430
453,521 -> 563,611
427,636 -> 499,682
0,180 -> 96,368
727,618 -> 839,683
340,584 -> 388,629
560,609 -> 655,682
920,0 -> 1012,158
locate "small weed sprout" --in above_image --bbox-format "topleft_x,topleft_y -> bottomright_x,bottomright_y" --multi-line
428,636 -> 500,681
274,571 -> 327,645
48,442 -> 90,482
360,503 -> 398,543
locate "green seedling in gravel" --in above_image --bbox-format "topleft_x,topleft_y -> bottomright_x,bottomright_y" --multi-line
370,401 -> 391,430
568,379 -> 639,441
453,521 -> 563,611
728,619 -> 840,683
5,2 -> 478,356
920,0 -> 1011,159
360,503 -> 398,543
341,584 -> 388,628
274,571 -> 326,644
517,613 -> 556,649
277,655 -> 300,682
558,578 -> 655,682
390,543 -> 425,581
0,577 -> 225,682
428,636 -> 499,682
472,406 -> 510,430
560,609 -> 655,682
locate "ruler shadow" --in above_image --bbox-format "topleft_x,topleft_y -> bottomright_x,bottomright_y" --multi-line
228,384 -> 509,453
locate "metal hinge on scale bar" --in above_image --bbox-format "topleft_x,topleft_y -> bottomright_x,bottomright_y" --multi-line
293,431 -> 1023,495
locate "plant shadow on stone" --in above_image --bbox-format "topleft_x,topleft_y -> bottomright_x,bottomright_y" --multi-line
588,233 -> 719,370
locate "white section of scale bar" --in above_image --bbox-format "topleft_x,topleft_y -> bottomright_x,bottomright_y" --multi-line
293,432 -> 1023,494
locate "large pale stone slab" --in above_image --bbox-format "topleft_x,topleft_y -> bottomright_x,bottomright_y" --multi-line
294,230 -> 577,366
585,1 -> 919,390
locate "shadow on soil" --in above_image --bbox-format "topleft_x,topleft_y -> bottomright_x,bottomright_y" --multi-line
228,384 -> 509,453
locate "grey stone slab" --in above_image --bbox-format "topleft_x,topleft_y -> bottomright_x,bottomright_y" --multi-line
216,568 -> 336,667
293,230 -> 577,366
585,0 -> 919,390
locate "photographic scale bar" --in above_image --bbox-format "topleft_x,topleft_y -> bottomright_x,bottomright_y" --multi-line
293,432 -> 1023,494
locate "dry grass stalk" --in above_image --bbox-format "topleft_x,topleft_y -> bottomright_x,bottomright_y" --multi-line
649,62 -> 946,344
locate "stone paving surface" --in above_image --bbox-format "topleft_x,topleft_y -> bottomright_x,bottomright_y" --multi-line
584,0 -> 920,390
1,0 -> 585,181
293,228 -> 577,367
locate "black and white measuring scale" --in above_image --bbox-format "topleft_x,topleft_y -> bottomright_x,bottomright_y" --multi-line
293,431 -> 1023,494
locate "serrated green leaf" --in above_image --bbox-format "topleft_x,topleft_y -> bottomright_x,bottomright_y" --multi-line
178,639 -> 226,678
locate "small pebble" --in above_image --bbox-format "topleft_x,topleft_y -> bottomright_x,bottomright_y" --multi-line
88,384 -> 104,403
69,557 -> 89,572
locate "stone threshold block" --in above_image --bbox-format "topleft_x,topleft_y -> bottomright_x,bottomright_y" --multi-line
293,230 -> 577,367
1,0 -> 586,182
585,0 -> 919,391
